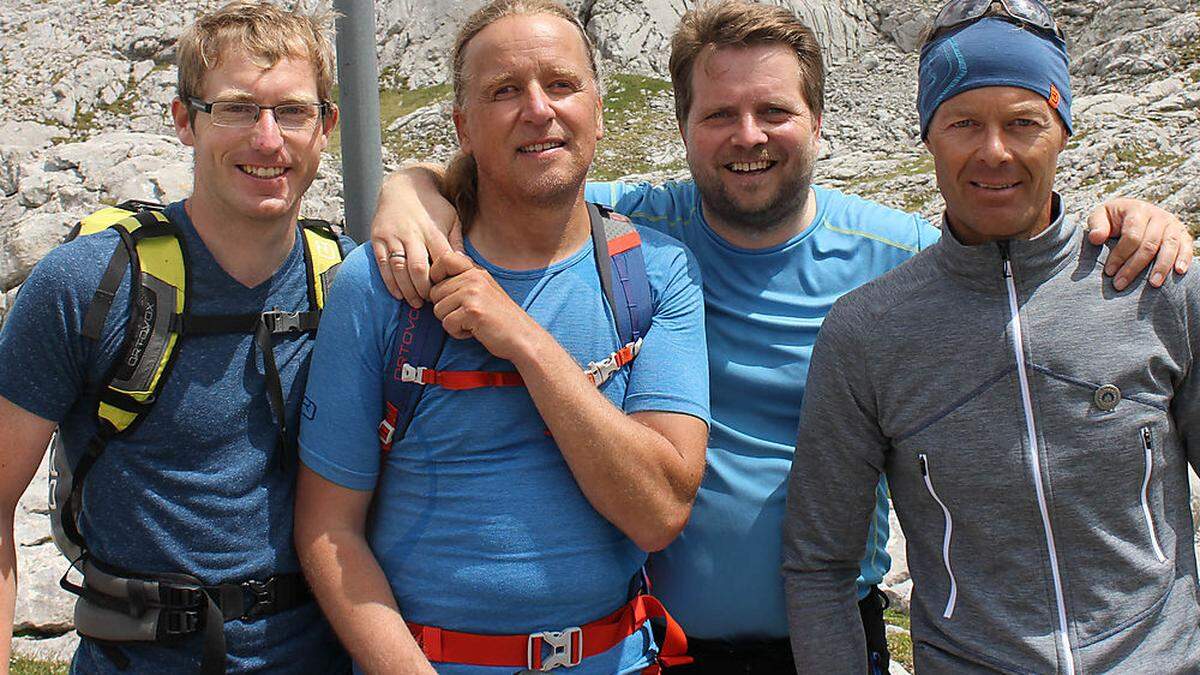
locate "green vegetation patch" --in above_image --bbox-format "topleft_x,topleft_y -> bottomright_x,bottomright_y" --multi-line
884,608 -> 914,671
593,73 -> 685,180
329,82 -> 453,157
9,655 -> 69,675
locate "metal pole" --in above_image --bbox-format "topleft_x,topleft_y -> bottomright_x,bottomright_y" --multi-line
334,0 -> 383,243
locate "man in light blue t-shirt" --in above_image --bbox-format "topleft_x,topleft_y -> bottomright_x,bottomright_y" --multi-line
369,2 -> 1190,673
294,4 -> 709,674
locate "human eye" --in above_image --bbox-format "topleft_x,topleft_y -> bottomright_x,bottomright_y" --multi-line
275,103 -> 319,127
949,119 -> 976,129
491,84 -> 519,100
211,101 -> 259,126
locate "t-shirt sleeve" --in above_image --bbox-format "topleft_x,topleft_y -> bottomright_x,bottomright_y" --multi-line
298,244 -> 398,490
0,240 -> 108,422
621,230 -> 709,424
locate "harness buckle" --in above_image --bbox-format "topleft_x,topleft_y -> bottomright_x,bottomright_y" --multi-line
527,626 -> 582,671
163,608 -> 202,636
399,363 -> 428,384
263,311 -> 303,333
242,578 -> 277,619
163,585 -> 203,609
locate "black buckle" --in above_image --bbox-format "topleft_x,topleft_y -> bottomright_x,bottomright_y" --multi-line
262,311 -> 303,334
163,608 -> 202,636
243,578 -> 277,619
163,585 -> 203,609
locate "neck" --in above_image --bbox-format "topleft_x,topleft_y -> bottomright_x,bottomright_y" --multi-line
469,185 -> 591,269
702,187 -> 817,250
946,195 -> 1057,246
183,192 -> 298,288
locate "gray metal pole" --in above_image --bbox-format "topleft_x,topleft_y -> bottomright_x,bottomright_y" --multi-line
334,0 -> 384,243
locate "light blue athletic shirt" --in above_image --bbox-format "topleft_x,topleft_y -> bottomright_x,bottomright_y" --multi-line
299,225 -> 708,674
0,202 -> 349,673
585,181 -> 940,640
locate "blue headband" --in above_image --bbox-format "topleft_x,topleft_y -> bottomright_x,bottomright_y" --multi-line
918,17 -> 1071,139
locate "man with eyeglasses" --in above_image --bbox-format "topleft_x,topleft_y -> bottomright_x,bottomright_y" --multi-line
0,1 -> 350,672
785,0 -> 1200,672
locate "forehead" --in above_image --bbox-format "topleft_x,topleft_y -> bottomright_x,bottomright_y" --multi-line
461,13 -> 592,86
938,86 -> 1050,116
689,43 -> 807,106
200,48 -> 319,98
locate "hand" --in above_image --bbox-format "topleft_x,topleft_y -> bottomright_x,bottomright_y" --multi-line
369,165 -> 464,306
1086,198 -> 1193,290
429,252 -> 544,362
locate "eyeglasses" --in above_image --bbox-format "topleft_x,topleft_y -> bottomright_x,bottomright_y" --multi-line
188,97 -> 330,130
931,0 -> 1063,40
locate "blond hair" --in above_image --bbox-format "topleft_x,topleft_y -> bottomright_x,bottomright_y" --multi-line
669,1 -> 825,126
443,0 -> 598,226
176,1 -> 335,117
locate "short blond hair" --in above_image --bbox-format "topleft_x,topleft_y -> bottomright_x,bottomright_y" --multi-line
176,1 -> 335,112
670,1 -> 824,126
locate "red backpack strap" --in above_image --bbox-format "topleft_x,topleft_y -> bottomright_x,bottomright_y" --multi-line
589,202 -> 653,345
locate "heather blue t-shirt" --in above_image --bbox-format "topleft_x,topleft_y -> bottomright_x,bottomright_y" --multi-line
299,225 -> 708,674
0,201 -> 349,673
585,181 -> 940,640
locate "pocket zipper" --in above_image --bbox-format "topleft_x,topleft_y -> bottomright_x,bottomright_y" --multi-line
1139,427 -> 1167,563
919,453 -> 958,618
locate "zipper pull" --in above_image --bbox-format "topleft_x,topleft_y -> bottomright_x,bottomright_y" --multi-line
998,240 -> 1013,279
918,453 -> 929,476
1141,426 -> 1153,450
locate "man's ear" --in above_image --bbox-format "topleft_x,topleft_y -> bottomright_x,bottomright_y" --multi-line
595,95 -> 604,141
171,98 -> 196,147
452,106 -> 471,155
318,103 -> 339,152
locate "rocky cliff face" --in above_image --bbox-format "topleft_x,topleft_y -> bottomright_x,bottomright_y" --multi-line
3,0 -> 1200,661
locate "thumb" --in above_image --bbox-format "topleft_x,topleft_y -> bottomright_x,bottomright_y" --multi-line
430,250 -> 474,284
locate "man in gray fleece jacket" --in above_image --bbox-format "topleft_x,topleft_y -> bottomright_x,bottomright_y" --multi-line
783,4 -> 1200,674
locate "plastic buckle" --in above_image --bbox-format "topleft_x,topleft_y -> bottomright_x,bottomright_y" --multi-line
400,363 -> 428,384
527,626 -> 582,671
163,609 -> 201,636
163,585 -> 202,609
264,311 -> 303,333
243,578 -> 277,619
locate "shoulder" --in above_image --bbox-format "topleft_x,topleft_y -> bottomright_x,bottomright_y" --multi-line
831,244 -> 943,325
19,227 -> 124,303
600,180 -> 701,236
814,185 -> 940,255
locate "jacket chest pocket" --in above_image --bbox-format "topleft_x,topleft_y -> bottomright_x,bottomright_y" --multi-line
919,453 -> 958,619
1137,426 -> 1167,564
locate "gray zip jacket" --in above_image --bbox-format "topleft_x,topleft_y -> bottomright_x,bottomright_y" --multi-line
783,201 -> 1200,674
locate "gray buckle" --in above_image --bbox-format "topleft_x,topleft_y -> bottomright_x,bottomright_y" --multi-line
264,311 -> 303,333
526,626 -> 582,671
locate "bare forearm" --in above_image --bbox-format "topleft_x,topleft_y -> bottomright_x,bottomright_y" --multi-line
297,529 -> 435,675
512,331 -> 703,551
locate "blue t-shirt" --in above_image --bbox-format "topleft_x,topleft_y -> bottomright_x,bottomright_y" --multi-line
585,181 -> 940,640
0,201 -> 349,673
299,226 -> 709,674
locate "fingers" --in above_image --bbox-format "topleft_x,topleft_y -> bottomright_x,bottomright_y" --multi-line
1111,207 -> 1166,290
1176,228 -> 1194,275
1085,204 -> 1114,245
399,232 -> 433,303
1147,232 -> 1181,287
429,251 -> 475,286
371,239 -> 403,301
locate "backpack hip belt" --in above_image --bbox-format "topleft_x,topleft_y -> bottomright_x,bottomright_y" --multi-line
63,556 -> 312,675
406,593 -> 691,673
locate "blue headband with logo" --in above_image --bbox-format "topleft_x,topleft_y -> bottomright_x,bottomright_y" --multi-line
917,17 -> 1071,139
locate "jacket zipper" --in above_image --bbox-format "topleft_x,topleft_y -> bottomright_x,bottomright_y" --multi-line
919,453 -> 957,618
1139,427 -> 1167,563
999,241 -> 1075,674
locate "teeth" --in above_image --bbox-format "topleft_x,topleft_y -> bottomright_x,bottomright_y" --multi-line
519,141 -> 565,153
241,165 -> 285,178
728,161 -> 773,172
974,182 -> 1016,189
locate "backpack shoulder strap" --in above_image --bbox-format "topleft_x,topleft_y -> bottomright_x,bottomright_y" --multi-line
588,202 -> 653,345
298,219 -> 344,311
378,302 -> 447,452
